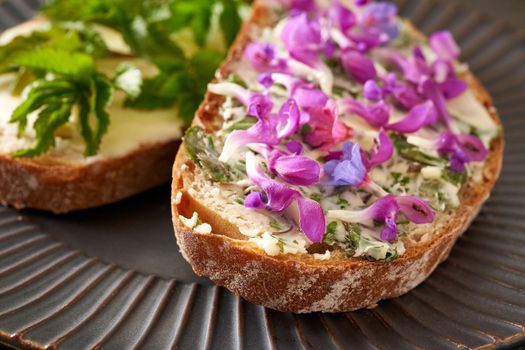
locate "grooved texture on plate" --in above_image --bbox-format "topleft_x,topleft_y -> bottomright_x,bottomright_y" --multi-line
0,0 -> 524,349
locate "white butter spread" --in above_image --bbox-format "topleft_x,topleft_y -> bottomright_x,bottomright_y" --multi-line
0,19 -> 183,163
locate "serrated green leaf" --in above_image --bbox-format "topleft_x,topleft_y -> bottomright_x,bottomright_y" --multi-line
10,49 -> 95,79
220,0 -> 242,46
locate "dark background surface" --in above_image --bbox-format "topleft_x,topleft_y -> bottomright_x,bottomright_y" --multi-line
0,0 -> 525,349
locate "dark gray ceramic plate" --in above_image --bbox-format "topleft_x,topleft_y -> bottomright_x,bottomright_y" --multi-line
1,0 -> 525,349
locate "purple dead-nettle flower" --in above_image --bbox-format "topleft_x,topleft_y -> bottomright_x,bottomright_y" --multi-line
430,31 -> 460,61
408,130 -> 488,172
278,0 -> 317,15
245,42 -> 288,72
208,82 -> 274,117
330,1 -> 357,35
385,100 -> 434,133
340,49 -> 377,84
341,98 -> 391,127
244,152 -> 326,242
383,74 -> 423,110
267,148 -> 321,186
324,142 -> 368,187
436,131 -> 488,172
362,129 -> 394,169
281,13 -> 323,66
383,44 -> 467,127
327,194 -> 435,241
219,99 -> 300,163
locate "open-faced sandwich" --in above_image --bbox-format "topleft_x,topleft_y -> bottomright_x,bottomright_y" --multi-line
172,0 -> 504,313
0,0 -> 247,213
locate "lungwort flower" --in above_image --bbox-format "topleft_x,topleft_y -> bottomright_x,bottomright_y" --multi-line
244,152 -> 325,242
328,194 -> 435,241
323,129 -> 393,186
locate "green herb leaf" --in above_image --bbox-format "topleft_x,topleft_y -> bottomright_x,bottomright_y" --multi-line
323,221 -> 338,245
184,126 -> 230,182
220,0 -> 242,46
392,133 -> 447,166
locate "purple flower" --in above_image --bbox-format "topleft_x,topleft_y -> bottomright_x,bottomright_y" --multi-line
268,149 -> 321,186
386,100 -> 434,133
430,31 -> 460,61
219,98 -> 299,162
278,0 -> 317,14
383,73 -> 423,109
245,42 -> 288,72
293,86 -> 329,111
342,98 -> 391,127
281,13 -> 323,66
305,100 -> 351,150
208,82 -> 274,118
328,194 -> 435,241
330,1 -> 356,34
363,129 -> 394,168
348,2 -> 399,49
436,131 -> 488,172
340,50 -> 377,84
244,152 -> 325,242
363,80 -> 383,100
324,142 -> 367,187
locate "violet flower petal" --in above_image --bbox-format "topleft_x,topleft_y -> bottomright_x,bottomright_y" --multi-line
430,31 -> 460,61
244,192 -> 265,209
286,140 -> 303,154
275,99 -> 301,139
396,196 -> 436,224
421,77 -> 452,127
245,152 -> 297,212
440,78 -> 468,100
367,129 -> 394,168
363,79 -> 383,100
281,13 -> 322,65
324,142 -> 367,186
331,1 -> 356,34
457,134 -> 488,161
341,50 -> 377,84
245,42 -> 288,72
344,99 -> 390,127
272,154 -> 321,186
387,100 -> 433,133
381,215 -> 398,241
296,196 -> 326,243
294,87 -> 328,111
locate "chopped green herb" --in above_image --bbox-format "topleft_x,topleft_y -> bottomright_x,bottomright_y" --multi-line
392,134 -> 447,166
183,126 -> 231,182
442,168 -> 466,186
275,236 -> 286,252
310,193 -> 322,203
323,221 -> 338,245
344,224 -> 361,252
269,219 -> 283,231
337,197 -> 349,209
226,118 -> 257,132
384,250 -> 399,263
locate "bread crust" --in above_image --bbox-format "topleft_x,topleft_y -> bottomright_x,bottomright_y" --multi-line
171,1 -> 504,313
0,18 -> 181,213
0,140 -> 179,213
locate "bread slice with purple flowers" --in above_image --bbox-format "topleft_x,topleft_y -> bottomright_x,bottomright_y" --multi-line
172,0 -> 503,313
0,0 -> 247,213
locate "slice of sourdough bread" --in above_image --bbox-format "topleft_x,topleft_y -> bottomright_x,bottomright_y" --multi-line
171,2 -> 504,312
0,18 -> 183,213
